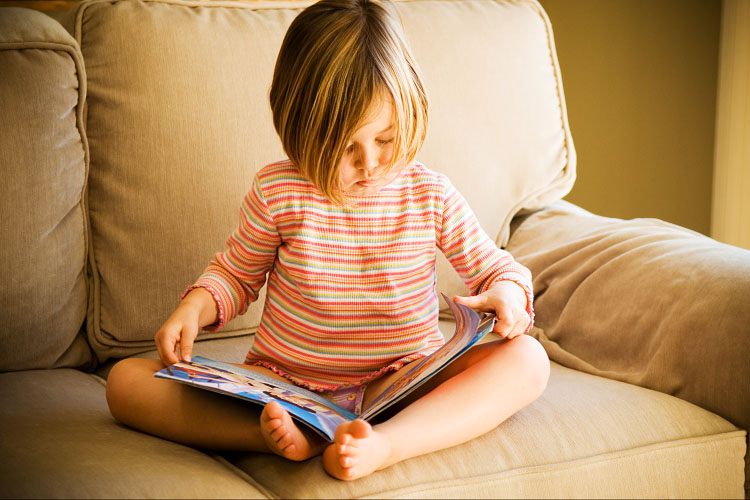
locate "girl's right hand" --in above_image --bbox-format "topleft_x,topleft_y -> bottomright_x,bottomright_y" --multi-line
155,287 -> 217,366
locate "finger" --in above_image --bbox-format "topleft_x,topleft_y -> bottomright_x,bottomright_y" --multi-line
505,326 -> 522,340
519,311 -> 532,333
155,327 -> 180,366
158,340 -> 179,366
506,311 -> 531,339
492,303 -> 515,337
179,323 -> 198,362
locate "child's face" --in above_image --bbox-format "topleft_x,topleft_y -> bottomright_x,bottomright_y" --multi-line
339,99 -> 404,195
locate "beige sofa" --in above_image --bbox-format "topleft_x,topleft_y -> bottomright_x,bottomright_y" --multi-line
1,0 -> 748,498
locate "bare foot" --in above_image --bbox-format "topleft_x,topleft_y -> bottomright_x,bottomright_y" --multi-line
323,419 -> 392,480
260,401 -> 321,461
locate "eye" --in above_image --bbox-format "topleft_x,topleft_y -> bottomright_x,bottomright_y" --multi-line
344,144 -> 355,154
377,138 -> 394,146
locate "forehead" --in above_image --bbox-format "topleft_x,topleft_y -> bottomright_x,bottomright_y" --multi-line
352,98 -> 394,136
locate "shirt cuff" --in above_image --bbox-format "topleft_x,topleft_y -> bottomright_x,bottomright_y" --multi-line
181,283 -> 228,332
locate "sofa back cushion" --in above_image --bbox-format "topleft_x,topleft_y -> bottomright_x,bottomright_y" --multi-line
0,8 -> 91,370
73,0 -> 574,361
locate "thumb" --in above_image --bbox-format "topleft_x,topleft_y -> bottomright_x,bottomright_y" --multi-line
452,294 -> 489,310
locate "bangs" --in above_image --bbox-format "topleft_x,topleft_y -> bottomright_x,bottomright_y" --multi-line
373,50 -> 429,178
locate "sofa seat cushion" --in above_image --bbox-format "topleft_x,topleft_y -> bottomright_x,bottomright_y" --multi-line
0,369 -> 267,499
97,331 -> 746,498
52,333 -> 746,498
223,362 -> 744,499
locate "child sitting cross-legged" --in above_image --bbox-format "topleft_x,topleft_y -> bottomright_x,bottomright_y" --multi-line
105,0 -> 550,481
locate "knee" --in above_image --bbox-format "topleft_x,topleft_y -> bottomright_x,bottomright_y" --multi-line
510,335 -> 550,399
105,358 -> 143,422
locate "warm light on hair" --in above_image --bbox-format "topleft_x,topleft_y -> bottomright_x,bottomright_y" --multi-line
269,0 -> 429,204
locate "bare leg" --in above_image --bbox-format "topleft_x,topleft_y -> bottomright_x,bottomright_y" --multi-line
106,358 -> 323,458
322,334 -> 550,480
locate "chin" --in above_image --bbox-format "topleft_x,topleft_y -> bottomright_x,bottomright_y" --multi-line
348,182 -> 381,194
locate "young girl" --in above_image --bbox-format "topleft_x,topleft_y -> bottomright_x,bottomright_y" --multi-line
106,0 -> 550,481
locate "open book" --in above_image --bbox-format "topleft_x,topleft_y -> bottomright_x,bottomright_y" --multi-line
154,294 -> 495,441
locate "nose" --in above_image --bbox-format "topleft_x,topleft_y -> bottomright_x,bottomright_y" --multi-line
356,145 -> 380,175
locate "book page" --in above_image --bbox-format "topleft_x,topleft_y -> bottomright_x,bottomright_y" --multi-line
360,295 -> 495,420
154,356 -> 357,441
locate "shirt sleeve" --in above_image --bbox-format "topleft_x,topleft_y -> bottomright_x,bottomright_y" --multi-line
183,177 -> 280,331
436,178 -> 535,330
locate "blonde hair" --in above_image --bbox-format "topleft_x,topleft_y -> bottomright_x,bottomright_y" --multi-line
269,0 -> 429,204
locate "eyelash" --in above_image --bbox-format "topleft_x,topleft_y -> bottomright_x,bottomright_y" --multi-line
344,139 -> 393,154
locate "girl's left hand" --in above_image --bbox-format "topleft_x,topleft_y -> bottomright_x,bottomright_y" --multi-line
452,280 -> 531,339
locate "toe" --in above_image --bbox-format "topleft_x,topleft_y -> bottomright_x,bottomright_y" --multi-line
341,454 -> 357,468
264,401 -> 285,419
340,465 -> 357,480
349,419 -> 371,439
266,418 -> 283,433
270,425 -> 287,441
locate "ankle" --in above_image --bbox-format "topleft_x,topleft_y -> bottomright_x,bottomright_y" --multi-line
370,425 -> 399,471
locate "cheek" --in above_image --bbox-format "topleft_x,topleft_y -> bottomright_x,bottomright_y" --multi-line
380,144 -> 394,162
338,162 -> 355,183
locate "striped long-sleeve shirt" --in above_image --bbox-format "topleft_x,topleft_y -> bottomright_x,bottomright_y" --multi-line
189,160 -> 534,390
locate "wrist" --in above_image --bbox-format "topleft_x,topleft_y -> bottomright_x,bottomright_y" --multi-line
181,287 -> 219,327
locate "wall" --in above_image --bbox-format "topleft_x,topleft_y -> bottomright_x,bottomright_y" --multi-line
539,0 -> 721,236
712,0 -> 750,250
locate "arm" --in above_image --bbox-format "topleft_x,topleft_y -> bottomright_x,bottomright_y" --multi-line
437,178 -> 534,338
155,178 -> 280,365
187,179 -> 280,330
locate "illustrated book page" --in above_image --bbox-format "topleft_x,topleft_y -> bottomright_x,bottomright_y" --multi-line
154,294 -> 495,441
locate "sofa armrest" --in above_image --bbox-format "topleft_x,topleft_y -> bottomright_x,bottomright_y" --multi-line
507,201 -> 750,437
